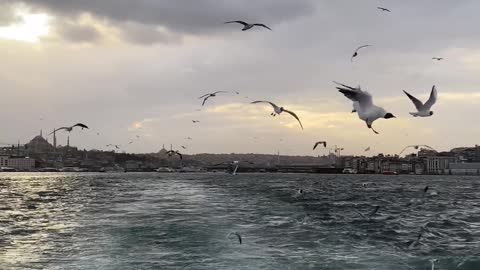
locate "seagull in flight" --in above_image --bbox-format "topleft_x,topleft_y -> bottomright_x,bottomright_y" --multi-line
49,123 -> 89,135
432,57 -> 444,61
185,137 -> 192,140
224,20 -> 272,31
181,146 -> 187,150
403,85 -> 437,117
251,101 -> 304,130
192,120 -> 200,123
199,91 -> 228,106
106,144 -> 121,149
351,45 -> 372,62
364,146 -> 371,152
227,232 -> 242,244
335,81 -> 395,134
377,7 -> 391,12
166,150 -> 183,160
398,145 -> 436,156
313,141 -> 327,150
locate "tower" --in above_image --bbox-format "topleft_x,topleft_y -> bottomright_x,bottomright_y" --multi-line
40,129 -> 43,137
67,136 -> 70,148
53,129 -> 57,149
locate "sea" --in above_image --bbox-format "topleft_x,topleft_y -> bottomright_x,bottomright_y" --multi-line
0,172 -> 479,270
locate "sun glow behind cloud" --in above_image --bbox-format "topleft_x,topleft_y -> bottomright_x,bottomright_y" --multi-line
0,10 -> 50,42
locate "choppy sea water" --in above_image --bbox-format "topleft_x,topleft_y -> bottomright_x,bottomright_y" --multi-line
0,173 -> 479,270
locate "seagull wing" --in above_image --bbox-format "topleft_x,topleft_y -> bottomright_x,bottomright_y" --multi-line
403,90 -> 424,111
253,23 -> 272,30
423,85 -> 437,110
176,152 -> 183,160
337,85 -> 373,108
313,142 -> 320,150
198,93 -> 211,99
251,100 -> 280,111
73,123 -> 89,129
213,91 -> 228,95
234,232 -> 242,244
283,109 -> 304,130
51,127 -> 69,134
355,45 -> 372,53
202,96 -> 211,106
224,20 -> 248,26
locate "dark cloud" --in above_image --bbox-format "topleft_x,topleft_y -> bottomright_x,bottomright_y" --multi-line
12,0 -> 316,44
120,22 -> 180,45
55,21 -> 100,42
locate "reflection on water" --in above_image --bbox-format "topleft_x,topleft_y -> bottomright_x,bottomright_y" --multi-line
0,173 -> 479,269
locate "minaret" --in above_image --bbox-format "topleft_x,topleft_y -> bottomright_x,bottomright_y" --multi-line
40,129 -> 43,137
67,136 -> 70,148
53,129 -> 57,149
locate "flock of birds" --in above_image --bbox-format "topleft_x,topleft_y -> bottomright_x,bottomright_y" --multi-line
45,5 -> 444,159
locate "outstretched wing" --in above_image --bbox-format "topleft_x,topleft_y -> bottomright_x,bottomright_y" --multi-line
403,90 -> 424,110
355,44 -> 372,52
377,7 -> 391,12
423,85 -> 437,110
313,142 -> 319,150
202,96 -> 210,106
224,20 -> 248,26
251,100 -> 279,111
253,23 -> 272,30
198,93 -> 211,99
336,82 -> 373,108
73,123 -> 89,129
176,152 -> 183,160
213,91 -> 228,95
49,127 -> 68,135
283,109 -> 304,130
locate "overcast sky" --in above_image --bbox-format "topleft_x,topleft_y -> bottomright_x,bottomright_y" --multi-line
1,0 -> 479,156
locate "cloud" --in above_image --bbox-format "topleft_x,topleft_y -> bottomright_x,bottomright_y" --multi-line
54,20 -> 100,43
11,0 -> 315,44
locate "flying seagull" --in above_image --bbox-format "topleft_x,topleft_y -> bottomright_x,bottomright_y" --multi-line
432,57 -> 443,61
351,45 -> 372,62
408,232 -> 423,249
185,137 -> 192,140
377,7 -> 391,12
403,85 -> 437,117
49,123 -> 89,135
364,146 -> 371,152
334,81 -> 395,134
227,232 -> 242,244
251,101 -> 304,130
166,150 -> 183,160
313,141 -> 327,150
398,145 -> 436,156
181,146 -> 187,149
199,91 -> 228,106
192,120 -> 200,123
224,20 -> 272,31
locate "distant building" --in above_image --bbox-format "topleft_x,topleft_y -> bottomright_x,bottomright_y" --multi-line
0,155 -> 9,167
8,157 -> 35,170
425,156 -> 456,174
26,131 -> 54,154
447,163 -> 480,175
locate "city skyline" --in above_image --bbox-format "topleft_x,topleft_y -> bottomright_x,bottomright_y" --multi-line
1,1 -> 480,156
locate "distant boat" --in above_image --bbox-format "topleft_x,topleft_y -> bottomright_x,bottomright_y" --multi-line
342,168 -> 358,174
382,171 -> 398,175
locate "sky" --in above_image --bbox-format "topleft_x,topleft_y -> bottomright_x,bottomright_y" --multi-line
1,0 -> 480,156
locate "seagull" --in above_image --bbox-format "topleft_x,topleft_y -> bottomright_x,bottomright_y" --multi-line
106,144 -> 121,149
199,91 -> 228,106
192,120 -> 200,123
235,91 -> 240,95
432,57 -> 444,61
429,259 -> 438,270
351,45 -> 372,62
313,141 -> 327,150
398,145 -> 436,155
224,20 -> 272,31
128,140 -> 134,145
403,85 -> 437,117
49,123 -> 89,135
334,81 -> 395,134
181,146 -> 187,149
251,101 -> 304,130
377,7 -> 391,12
166,150 -> 183,160
364,146 -> 371,152
227,232 -> 242,244
185,137 -> 192,140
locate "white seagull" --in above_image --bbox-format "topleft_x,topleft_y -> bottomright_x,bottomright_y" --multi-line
224,20 -> 272,31
335,81 -> 395,134
403,85 -> 437,117
251,101 -> 303,130
199,91 -> 228,106
351,45 -> 372,62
